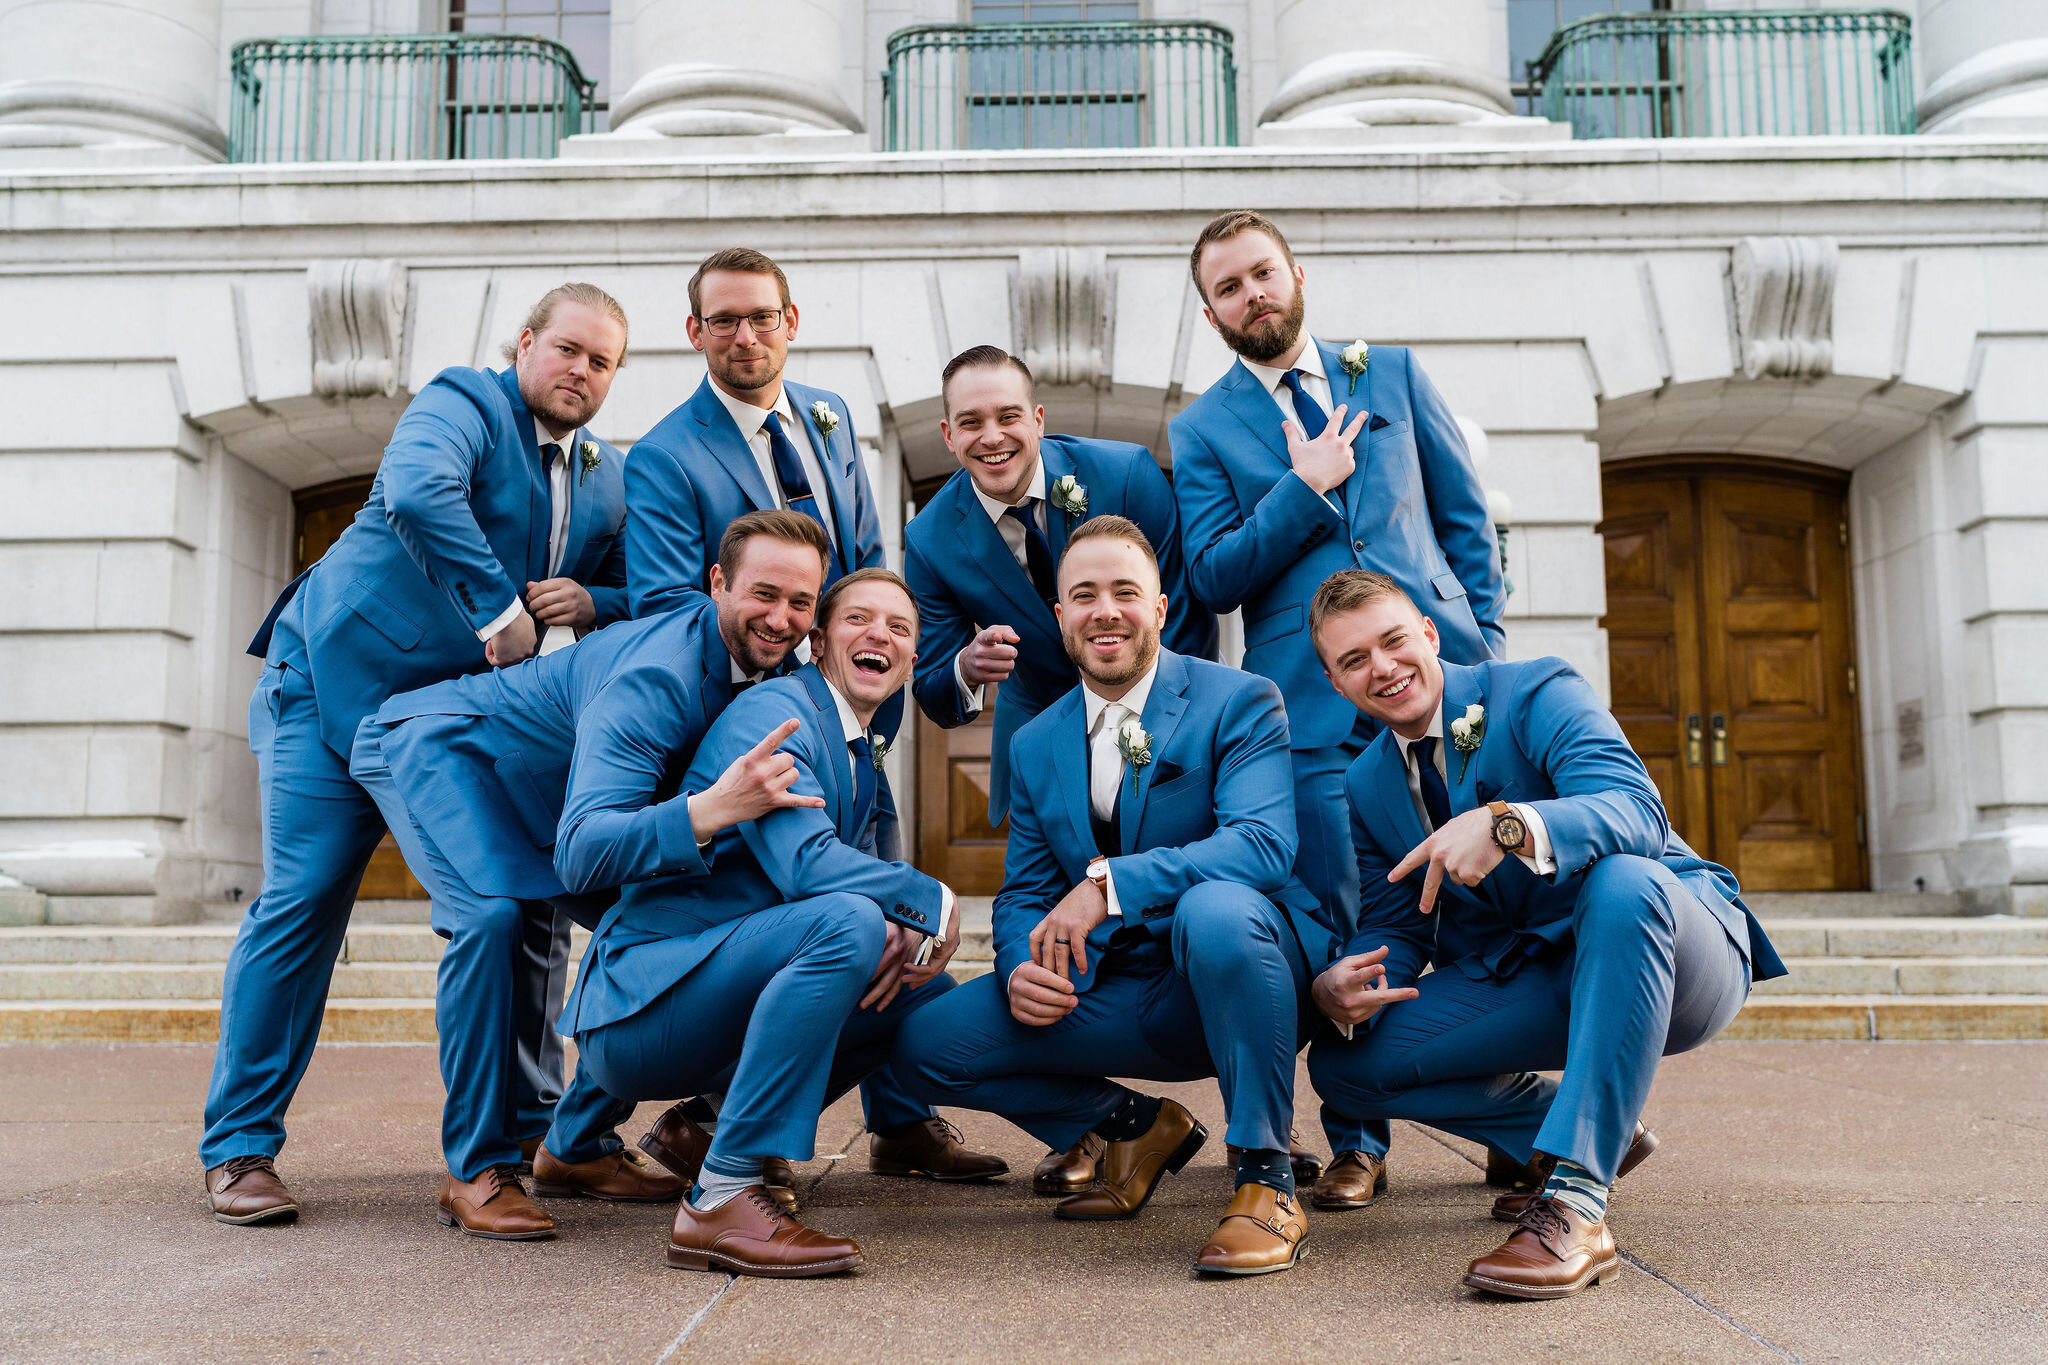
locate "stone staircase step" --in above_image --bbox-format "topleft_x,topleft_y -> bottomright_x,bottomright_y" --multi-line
1744,891 -> 1963,918
0,999 -> 436,1045
1758,917 -> 2048,958
1753,956 -> 2048,997
1724,996 -> 2048,1041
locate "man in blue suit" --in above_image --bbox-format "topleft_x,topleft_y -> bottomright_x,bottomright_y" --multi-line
900,518 -> 1335,1277
558,567 -> 1005,1277
200,285 -> 635,1227
1303,570 -> 1784,1299
350,510 -> 838,1238
1172,209 -> 1507,1208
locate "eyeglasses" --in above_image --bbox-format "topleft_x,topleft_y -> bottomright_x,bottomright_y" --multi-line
700,309 -> 786,338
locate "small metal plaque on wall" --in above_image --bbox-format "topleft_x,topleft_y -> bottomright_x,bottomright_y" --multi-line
1897,700 -> 1925,768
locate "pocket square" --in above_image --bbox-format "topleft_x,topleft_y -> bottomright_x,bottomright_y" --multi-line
1151,760 -> 1185,784
1368,413 -> 1391,432
1476,780 -> 1503,804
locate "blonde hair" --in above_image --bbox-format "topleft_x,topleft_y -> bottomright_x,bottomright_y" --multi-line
501,282 -> 629,364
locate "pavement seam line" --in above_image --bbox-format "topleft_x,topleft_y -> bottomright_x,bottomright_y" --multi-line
654,1272 -> 739,1364
798,1118 -> 868,1205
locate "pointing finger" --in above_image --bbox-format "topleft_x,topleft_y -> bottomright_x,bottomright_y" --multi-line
748,718 -> 802,758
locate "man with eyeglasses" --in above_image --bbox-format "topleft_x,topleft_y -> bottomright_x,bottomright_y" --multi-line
623,247 -> 886,617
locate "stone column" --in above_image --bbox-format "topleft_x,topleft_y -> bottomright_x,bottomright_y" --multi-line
1917,0 -> 2048,133
571,0 -> 861,153
1256,0 -> 1560,143
0,0 -> 225,164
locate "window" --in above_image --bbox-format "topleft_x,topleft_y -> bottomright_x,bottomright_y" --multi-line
971,2 -> 1143,20
450,0 -> 612,127
965,0 -> 1148,149
1508,0 -> 1666,115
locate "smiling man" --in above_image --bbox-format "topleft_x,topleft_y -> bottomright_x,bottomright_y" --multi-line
556,567 -> 1005,1278
1303,570 -> 1783,1299
899,518 -> 1336,1277
201,284 -> 634,1227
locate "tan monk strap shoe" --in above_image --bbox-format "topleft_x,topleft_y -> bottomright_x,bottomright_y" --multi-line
436,1165 -> 556,1241
869,1117 -> 1009,1182
1462,1195 -> 1617,1299
205,1155 -> 299,1226
1194,1182 -> 1308,1276
637,1101 -> 799,1212
1310,1149 -> 1388,1210
1226,1127 -> 1325,1185
666,1186 -> 862,1278
1054,1098 -> 1207,1221
1490,1124 -> 1658,1223
531,1143 -> 685,1202
1032,1132 -> 1105,1195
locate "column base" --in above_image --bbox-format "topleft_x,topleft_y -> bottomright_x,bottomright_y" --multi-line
1254,109 -> 1568,147
559,127 -> 863,160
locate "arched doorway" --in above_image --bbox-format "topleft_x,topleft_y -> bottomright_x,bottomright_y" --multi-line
1600,458 -> 1866,891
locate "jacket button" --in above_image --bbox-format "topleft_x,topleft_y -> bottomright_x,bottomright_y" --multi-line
1353,540 -> 1365,552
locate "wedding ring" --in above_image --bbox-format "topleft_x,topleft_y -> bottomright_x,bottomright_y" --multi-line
1054,937 -> 1071,944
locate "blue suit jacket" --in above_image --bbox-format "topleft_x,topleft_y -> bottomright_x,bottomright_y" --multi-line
992,650 -> 1335,996
1345,658 -> 1787,995
1170,342 -> 1505,750
558,666 -> 942,1036
904,434 -> 1220,825
360,598 -> 745,909
249,365 -> 628,755
624,375 -> 883,615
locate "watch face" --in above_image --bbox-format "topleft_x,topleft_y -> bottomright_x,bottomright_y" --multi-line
1495,815 -> 1527,850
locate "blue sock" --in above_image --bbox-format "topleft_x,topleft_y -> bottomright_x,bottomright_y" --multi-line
1540,1158 -> 1609,1223
1091,1090 -> 1162,1142
1234,1148 -> 1294,1198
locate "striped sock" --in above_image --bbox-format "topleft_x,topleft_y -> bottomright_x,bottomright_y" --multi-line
690,1156 -> 764,1212
1540,1158 -> 1609,1223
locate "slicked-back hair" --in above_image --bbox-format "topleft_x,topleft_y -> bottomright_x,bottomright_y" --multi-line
688,247 -> 793,318
1309,569 -> 1418,648
500,282 -> 630,364
818,565 -> 921,639
717,509 -> 831,586
941,344 -> 1037,409
1057,514 -> 1160,594
1189,209 -> 1296,304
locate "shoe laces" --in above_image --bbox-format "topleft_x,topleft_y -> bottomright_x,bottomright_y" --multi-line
482,1163 -> 529,1198
744,1187 -> 791,1224
220,1154 -> 275,1179
1513,1194 -> 1572,1259
928,1117 -> 965,1146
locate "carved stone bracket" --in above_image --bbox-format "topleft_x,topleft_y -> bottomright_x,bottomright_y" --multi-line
1013,248 -> 1108,388
1730,236 -> 1837,380
309,258 -> 407,399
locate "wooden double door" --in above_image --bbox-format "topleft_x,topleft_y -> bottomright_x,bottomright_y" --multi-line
1599,462 -> 1865,891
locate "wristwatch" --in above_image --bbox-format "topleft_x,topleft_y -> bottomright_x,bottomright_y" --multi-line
1086,856 -> 1110,892
1488,800 -> 1529,855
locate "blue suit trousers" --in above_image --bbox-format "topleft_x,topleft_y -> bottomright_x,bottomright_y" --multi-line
900,882 -> 1309,1155
352,723 -> 621,1179
1307,855 -> 1752,1184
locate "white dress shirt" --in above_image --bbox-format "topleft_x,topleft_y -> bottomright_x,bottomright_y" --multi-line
953,455 -> 1050,715
1241,342 -> 1345,514
710,381 -> 836,554
481,417 -> 579,651
1079,660 -> 1158,920
821,674 -> 954,941
1392,699 -> 1555,878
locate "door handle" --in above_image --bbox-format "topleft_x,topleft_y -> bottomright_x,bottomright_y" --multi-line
1685,714 -> 1703,767
1710,713 -> 1729,767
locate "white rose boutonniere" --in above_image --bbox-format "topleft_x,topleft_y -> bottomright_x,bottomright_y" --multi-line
1448,702 -> 1485,781
1116,716 -> 1152,787
1050,474 -> 1088,518
810,400 -> 840,437
1339,340 -> 1370,399
578,440 -> 602,487
868,733 -> 889,771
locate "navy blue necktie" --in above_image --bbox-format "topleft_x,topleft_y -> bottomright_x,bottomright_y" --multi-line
1413,736 -> 1453,832
540,441 -> 561,474
1004,502 -> 1057,607
763,412 -> 839,585
1278,369 -> 1328,441
849,735 -> 878,844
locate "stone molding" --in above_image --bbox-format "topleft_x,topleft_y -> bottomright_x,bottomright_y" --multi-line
1257,50 -> 1515,126
1919,38 -> 2048,132
308,258 -> 407,400
1012,248 -> 1107,389
1730,235 -> 1837,380
0,81 -> 225,159
609,63 -> 863,137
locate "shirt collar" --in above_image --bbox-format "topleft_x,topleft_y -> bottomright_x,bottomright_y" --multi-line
822,674 -> 868,744
726,635 -> 812,685
709,380 -> 795,442
1081,658 -> 1160,738
533,414 -> 578,456
969,451 -> 1048,525
1241,337 -> 1328,397
1393,698 -> 1446,768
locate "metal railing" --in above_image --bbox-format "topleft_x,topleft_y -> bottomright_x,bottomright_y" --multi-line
229,34 -> 597,163
1526,9 -> 1914,139
883,21 -> 1238,152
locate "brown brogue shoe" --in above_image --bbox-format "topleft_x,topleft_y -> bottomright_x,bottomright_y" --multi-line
1462,1194 -> 1617,1299
436,1166 -> 556,1241
531,1143 -> 685,1203
1032,1133 -> 1105,1195
1054,1098 -> 1207,1221
761,1158 -> 800,1213
1194,1182 -> 1309,1276
870,1117 -> 1009,1182
1310,1149 -> 1388,1210
1226,1128 -> 1324,1185
1490,1124 -> 1658,1223
637,1101 -> 713,1183
666,1186 -> 862,1278
205,1155 -> 299,1226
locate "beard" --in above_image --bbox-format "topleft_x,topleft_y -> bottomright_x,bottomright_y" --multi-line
519,371 -> 597,433
718,610 -> 794,677
710,346 -> 783,394
1213,288 -> 1306,363
1067,622 -> 1160,691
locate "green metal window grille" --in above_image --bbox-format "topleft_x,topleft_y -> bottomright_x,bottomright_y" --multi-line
450,0 -> 612,126
1525,8 -> 1915,139
228,34 -> 597,163
1508,0 -> 1666,115
882,20 -> 1239,151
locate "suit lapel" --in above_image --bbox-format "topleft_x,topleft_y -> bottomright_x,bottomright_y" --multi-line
1441,662 -> 1486,814
1038,439 -> 1077,560
496,367 -> 551,581
1048,692 -> 1097,860
788,383 -> 857,574
558,426 -> 598,578
795,666 -> 851,833
1124,651 -> 1190,856
949,480 -> 1053,636
688,378 -> 775,512
1371,737 -> 1430,863
1217,360 -> 1295,482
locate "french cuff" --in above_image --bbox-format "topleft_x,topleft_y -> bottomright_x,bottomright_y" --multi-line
1511,802 -> 1557,877
936,883 -> 956,939
1333,1018 -> 1355,1042
478,597 -> 524,642
952,649 -> 986,717
1102,864 -> 1121,918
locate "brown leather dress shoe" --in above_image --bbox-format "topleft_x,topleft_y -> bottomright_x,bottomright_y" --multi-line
516,1135 -> 543,1175
869,1117 -> 1010,1182
1054,1098 -> 1207,1221
1485,1145 -> 1546,1189
1310,1149 -> 1388,1210
637,1104 -> 799,1212
1462,1194 -> 1617,1299
1193,1183 -> 1309,1276
1490,1124 -> 1658,1223
205,1155 -> 299,1226
436,1165 -> 556,1241
1032,1133 -> 1105,1195
1225,1128 -> 1325,1185
531,1143 -> 685,1202
666,1186 -> 862,1278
